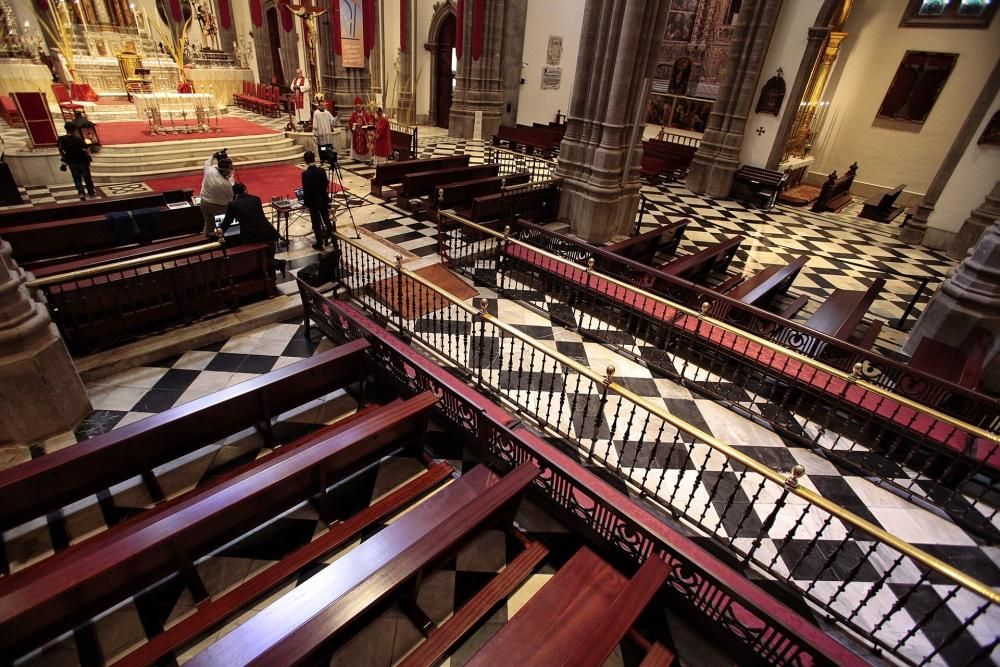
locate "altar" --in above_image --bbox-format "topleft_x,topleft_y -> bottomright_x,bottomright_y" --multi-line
185,67 -> 253,107
0,59 -> 53,99
132,92 -> 217,120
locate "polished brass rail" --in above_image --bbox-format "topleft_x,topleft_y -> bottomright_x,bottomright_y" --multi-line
336,229 -> 1000,605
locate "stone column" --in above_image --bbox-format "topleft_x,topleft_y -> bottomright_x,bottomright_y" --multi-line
900,56 -> 1000,246
554,0 -> 670,243
686,0 -> 783,197
449,0 -> 506,139
0,239 -> 91,446
902,219 -> 1000,389
950,181 -> 1000,260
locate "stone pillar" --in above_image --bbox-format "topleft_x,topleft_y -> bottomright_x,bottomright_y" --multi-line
449,0 -> 506,139
902,219 -> 1000,389
0,239 -> 91,446
950,181 -> 1000,260
900,56 -> 1000,246
554,0 -> 670,243
686,0 -> 783,198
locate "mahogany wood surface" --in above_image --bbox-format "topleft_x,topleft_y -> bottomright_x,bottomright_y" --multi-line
906,328 -> 990,390
26,233 -> 208,277
0,340 -> 370,531
658,236 -> 744,284
465,547 -> 626,667
803,277 -> 886,341
0,190 -> 191,227
434,172 -> 531,210
370,155 -> 470,197
0,392 -> 438,660
640,642 -> 677,667
187,463 -> 539,666
398,164 -> 500,202
493,126 -> 557,154
606,220 -> 690,265
725,255 -> 808,306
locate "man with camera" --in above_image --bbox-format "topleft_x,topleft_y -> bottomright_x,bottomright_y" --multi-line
57,122 -> 96,200
199,149 -> 235,237
301,150 -> 335,251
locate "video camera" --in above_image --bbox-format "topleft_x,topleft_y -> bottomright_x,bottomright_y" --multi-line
318,143 -> 337,167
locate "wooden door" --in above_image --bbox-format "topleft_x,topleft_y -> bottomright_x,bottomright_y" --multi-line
435,14 -> 456,129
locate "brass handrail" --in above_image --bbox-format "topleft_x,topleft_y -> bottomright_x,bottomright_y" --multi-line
439,211 -> 999,446
25,242 -> 225,288
336,229 -> 1000,605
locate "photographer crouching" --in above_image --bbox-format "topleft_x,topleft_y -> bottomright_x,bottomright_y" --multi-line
199,149 -> 235,237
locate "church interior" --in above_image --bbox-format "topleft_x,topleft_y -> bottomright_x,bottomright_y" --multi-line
0,0 -> 998,665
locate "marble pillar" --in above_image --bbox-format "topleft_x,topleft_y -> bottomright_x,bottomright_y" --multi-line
950,181 -> 1000,260
686,0 -> 783,198
554,0 -> 670,243
449,0 -> 507,140
903,219 -> 1000,389
0,240 -> 90,446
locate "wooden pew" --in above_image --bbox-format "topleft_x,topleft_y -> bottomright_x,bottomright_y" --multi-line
658,236 -> 744,288
906,327 -> 990,391
185,462 -> 539,666
370,155 -> 470,198
396,164 -> 500,209
433,172 -> 531,212
802,276 -> 886,346
725,255 -> 808,308
731,165 -> 787,211
0,340 -> 371,533
0,190 -> 191,228
25,233 -> 207,276
642,139 -> 697,181
811,162 -> 858,213
467,548 -> 673,667
4,205 -> 203,265
604,220 -> 690,265
519,123 -> 564,146
859,184 -> 906,223
0,393 -> 439,661
492,125 -> 557,157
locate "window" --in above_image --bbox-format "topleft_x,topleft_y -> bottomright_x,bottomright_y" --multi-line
877,51 -> 957,124
900,0 -> 997,27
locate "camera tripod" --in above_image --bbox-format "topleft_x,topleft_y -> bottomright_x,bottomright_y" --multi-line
326,151 -> 360,240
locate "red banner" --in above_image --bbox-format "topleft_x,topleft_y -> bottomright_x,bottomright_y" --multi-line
280,0 -> 293,32
168,0 -> 182,23
218,0 -> 231,30
456,0 -> 464,60
472,0 -> 484,61
363,0 -> 375,57
400,0 -> 407,52
33,0 -> 49,14
332,0 -> 342,55
250,0 -> 263,27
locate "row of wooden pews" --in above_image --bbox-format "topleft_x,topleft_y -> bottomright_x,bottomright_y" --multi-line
491,125 -> 561,157
0,189 -> 192,228
641,138 -> 698,182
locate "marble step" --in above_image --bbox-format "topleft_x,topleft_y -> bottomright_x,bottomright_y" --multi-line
90,149 -> 302,182
92,132 -> 289,156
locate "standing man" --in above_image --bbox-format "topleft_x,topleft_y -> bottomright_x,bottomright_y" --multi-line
348,96 -> 373,163
290,68 -> 311,129
312,101 -> 337,155
199,150 -> 234,237
372,107 -> 391,165
301,150 -> 334,250
218,183 -> 282,272
57,122 -> 96,200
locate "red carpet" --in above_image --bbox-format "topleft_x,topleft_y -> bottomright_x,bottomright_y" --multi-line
97,117 -> 278,145
144,163 -> 342,203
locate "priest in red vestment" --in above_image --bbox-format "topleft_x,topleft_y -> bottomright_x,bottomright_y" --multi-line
290,68 -> 310,127
373,107 -> 392,165
349,96 -> 374,163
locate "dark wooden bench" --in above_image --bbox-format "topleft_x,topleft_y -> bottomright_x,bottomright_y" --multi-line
467,547 -> 673,667
859,183 -> 906,223
604,219 -> 690,265
0,392 -> 438,661
725,255 -> 808,309
0,189 -> 191,228
0,340 -> 370,534
370,155 -> 470,198
25,233 -> 207,277
906,327 -> 990,391
658,236 -> 744,288
801,276 -> 886,347
519,123 -> 564,146
433,172 -> 531,211
731,165 -> 788,211
184,462 -> 539,665
812,162 -> 858,213
5,205 -> 203,265
641,139 -> 698,182
492,125 -> 558,157
396,164 -> 500,210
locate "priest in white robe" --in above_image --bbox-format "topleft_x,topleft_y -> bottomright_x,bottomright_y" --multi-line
312,103 -> 338,151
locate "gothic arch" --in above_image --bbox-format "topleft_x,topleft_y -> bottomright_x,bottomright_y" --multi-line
424,1 -> 457,125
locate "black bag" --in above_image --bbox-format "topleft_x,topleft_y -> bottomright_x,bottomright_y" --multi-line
298,249 -> 341,286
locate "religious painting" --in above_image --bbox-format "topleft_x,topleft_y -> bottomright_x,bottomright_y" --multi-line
669,57 -> 691,95
755,69 -> 785,115
340,0 -> 364,68
978,110 -> 1000,146
877,51 -> 957,124
665,11 -> 694,41
546,36 -> 563,66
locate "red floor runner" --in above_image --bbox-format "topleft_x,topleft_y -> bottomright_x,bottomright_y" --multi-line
96,117 -> 278,145
144,163 -> 342,203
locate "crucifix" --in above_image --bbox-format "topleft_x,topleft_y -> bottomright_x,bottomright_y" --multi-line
285,0 -> 327,97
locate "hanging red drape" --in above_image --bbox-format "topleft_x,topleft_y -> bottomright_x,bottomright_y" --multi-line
33,0 -> 49,14
168,0 -> 182,23
280,0 -> 293,32
331,0 -> 342,55
218,0 -> 231,30
455,0 -> 464,60
471,0 -> 484,61
400,0 -> 408,51
363,0 -> 375,57
250,0 -> 263,27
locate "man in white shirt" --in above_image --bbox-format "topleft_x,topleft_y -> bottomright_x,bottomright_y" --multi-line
312,103 -> 337,153
199,150 -> 235,236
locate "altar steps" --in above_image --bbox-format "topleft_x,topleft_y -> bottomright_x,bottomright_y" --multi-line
90,134 -> 303,183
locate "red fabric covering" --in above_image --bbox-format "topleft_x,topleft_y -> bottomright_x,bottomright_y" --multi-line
364,0 -> 376,56
280,0 -> 293,32
373,115 -> 391,158
250,0 -> 263,27
70,83 -> 99,102
400,0 -> 407,51
218,0 -> 231,29
144,163 -> 343,204
96,117 -> 277,145
456,0 -> 464,59
332,0 -> 342,55
472,0 -> 484,61
176,81 -> 194,94
504,244 -> 998,470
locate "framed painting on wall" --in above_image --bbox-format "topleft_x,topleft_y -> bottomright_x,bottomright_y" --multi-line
876,51 -> 957,125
